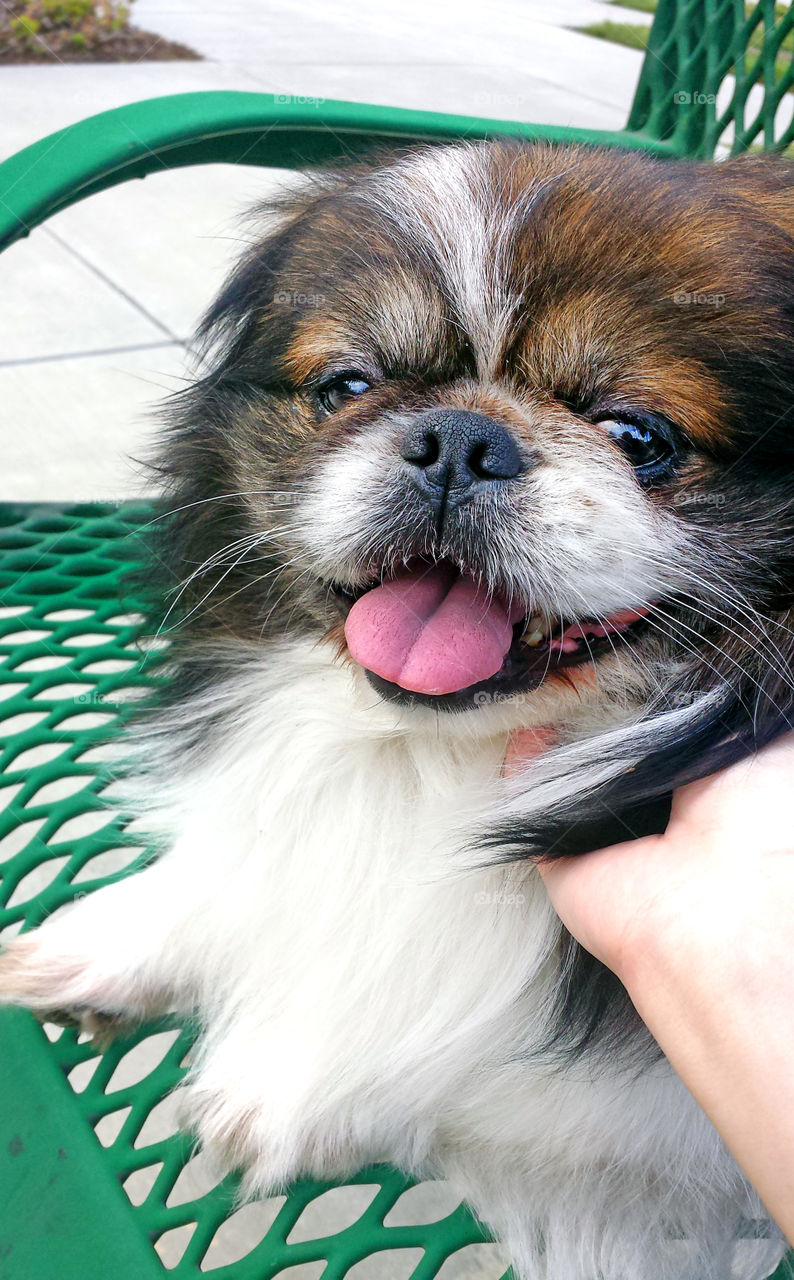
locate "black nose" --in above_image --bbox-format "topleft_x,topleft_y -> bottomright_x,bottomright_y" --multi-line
400,410 -> 524,500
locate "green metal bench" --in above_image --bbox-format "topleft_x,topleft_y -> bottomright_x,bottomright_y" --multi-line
1,1 -> 793,1276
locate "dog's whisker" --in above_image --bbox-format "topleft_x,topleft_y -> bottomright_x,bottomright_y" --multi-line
616,550 -> 794,692
155,525 -> 295,635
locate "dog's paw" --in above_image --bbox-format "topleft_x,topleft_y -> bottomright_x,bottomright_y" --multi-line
0,932 -> 86,1010
46,1005 -> 139,1049
178,1077 -> 301,1194
180,1082 -> 265,1173
0,933 -> 141,1046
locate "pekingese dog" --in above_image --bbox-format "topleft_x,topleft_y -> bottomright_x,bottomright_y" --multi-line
3,140 -> 794,1279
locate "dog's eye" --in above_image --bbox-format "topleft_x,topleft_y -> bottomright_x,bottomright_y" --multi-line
317,373 -> 372,415
600,415 -> 676,481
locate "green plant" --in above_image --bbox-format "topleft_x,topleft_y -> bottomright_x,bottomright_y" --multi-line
577,19 -> 650,51
42,0 -> 95,22
0,0 -> 135,56
8,13 -> 40,49
610,0 -> 658,13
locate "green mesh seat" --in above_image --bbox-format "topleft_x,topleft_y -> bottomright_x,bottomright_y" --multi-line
2,2 -> 794,1275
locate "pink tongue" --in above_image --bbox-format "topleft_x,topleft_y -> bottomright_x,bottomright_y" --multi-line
344,566 -> 523,695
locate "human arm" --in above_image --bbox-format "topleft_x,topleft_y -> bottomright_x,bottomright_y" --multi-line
507,730 -> 794,1240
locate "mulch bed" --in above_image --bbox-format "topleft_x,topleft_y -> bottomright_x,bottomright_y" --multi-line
0,26 -> 201,62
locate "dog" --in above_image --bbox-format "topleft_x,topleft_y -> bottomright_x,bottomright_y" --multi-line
3,139 -> 794,1279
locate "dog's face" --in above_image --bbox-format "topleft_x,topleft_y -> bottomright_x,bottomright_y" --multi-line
162,142 -> 794,722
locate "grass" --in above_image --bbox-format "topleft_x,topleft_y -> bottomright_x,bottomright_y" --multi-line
576,19 -> 650,51
609,0 -> 658,13
576,5 -> 792,82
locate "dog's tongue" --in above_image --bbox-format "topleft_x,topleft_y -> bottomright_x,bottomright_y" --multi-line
344,566 -> 523,695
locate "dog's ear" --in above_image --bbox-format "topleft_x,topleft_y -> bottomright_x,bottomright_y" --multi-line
194,176 -> 345,383
195,152 -> 406,384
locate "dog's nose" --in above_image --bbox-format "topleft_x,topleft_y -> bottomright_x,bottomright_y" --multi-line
400,410 -> 524,499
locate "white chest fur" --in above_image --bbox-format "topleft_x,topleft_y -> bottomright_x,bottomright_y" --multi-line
123,646 -> 780,1280
2,643 -> 784,1279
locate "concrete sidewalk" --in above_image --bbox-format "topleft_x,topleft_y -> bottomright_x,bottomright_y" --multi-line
0,0 -> 648,502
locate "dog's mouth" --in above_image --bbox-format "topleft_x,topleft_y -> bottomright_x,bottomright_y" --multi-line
328,561 -> 650,711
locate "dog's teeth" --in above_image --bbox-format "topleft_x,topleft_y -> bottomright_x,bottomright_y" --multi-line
522,616 -> 548,647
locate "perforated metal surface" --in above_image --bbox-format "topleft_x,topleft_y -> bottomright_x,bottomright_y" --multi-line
0,502 -> 503,1280
627,0 -> 794,155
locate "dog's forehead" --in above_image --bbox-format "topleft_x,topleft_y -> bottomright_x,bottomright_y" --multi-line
306,143 -> 696,376
282,143 -> 560,383
341,146 -> 745,440
353,144 -> 548,377
277,142 -> 777,450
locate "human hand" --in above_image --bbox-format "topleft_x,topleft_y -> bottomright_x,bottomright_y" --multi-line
506,728 -> 794,1240
506,728 -> 794,989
